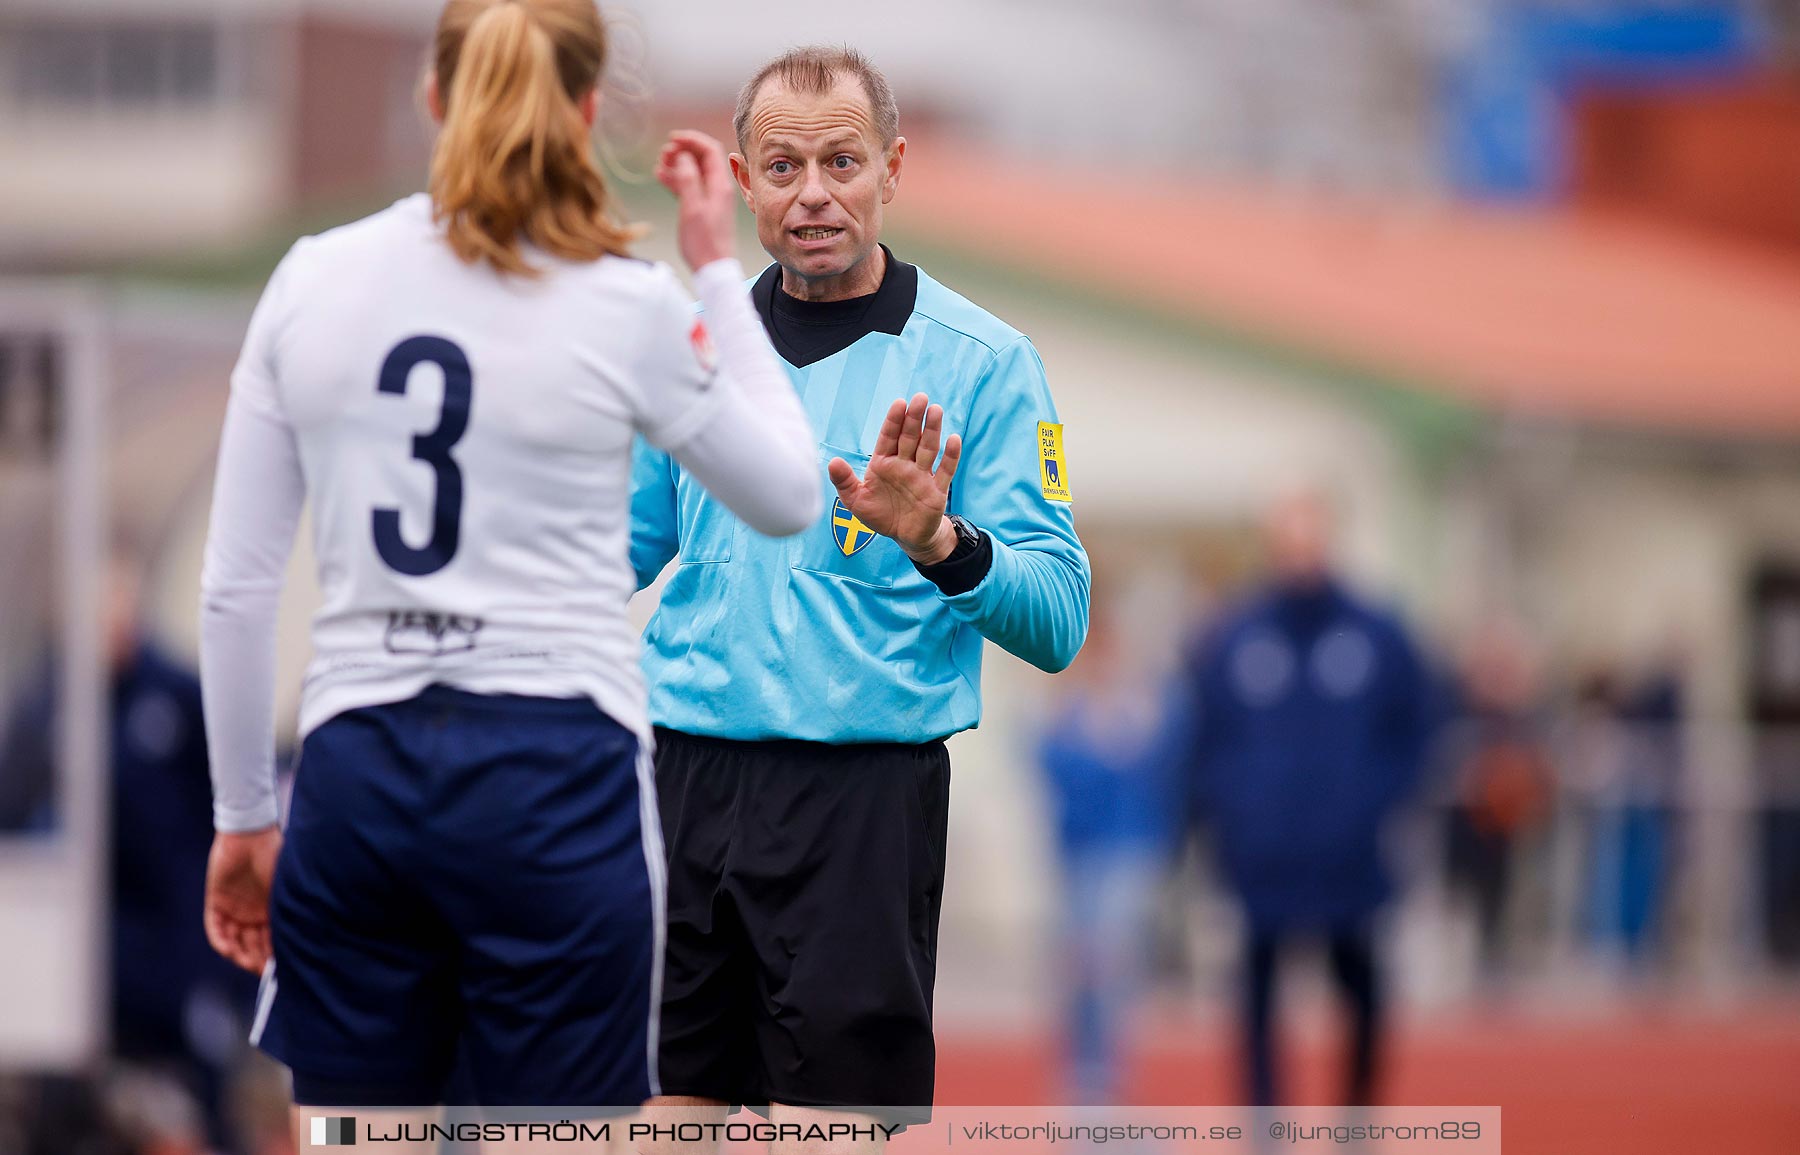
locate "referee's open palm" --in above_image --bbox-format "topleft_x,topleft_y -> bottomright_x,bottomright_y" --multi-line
828,393 -> 963,562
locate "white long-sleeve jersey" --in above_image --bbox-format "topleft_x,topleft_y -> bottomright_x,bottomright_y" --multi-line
199,194 -> 819,833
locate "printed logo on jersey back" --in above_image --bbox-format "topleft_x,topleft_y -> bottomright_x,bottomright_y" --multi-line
1038,421 -> 1071,502
383,611 -> 484,656
831,498 -> 876,556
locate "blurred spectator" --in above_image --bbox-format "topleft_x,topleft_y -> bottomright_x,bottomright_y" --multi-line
1037,603 -> 1183,1104
1748,565 -> 1800,967
1179,491 -> 1440,1106
0,1075 -> 125,1155
0,542 -> 256,1151
103,1066 -> 216,1155
0,1066 -> 223,1155
1762,773 -> 1800,967
1576,658 -> 1685,967
101,545 -> 258,1144
223,1057 -> 295,1155
1444,620 -> 1551,980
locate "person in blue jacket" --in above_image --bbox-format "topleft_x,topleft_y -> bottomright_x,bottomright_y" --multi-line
1181,491 -> 1438,1107
1038,606 -> 1182,1103
629,47 -> 1090,1133
0,548 -> 256,1147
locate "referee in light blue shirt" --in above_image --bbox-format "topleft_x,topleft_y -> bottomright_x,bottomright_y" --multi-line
630,47 -> 1089,1129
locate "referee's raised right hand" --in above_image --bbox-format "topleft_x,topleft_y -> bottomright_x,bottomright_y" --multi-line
657,130 -> 739,273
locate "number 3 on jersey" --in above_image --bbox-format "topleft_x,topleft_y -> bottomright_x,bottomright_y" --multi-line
372,336 -> 471,576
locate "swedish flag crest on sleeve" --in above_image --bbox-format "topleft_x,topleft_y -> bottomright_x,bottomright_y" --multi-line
832,498 -> 876,556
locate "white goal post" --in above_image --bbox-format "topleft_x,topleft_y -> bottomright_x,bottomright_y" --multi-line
0,281 -> 108,1070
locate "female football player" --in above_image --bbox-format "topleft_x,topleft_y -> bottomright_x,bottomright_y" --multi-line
196,0 -> 818,1119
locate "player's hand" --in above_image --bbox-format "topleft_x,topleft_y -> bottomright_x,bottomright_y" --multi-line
828,393 -> 963,565
656,130 -> 738,273
204,827 -> 282,974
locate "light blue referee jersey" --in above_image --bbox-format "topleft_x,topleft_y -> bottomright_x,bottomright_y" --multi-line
628,256 -> 1090,743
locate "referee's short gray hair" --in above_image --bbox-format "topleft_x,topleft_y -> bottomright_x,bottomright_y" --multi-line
733,46 -> 899,152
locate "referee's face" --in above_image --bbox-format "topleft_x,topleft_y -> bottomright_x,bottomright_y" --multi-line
731,76 -> 905,300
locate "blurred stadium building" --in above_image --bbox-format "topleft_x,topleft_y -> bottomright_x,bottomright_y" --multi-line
4,1 -> 1800,1151
0,0 -> 431,266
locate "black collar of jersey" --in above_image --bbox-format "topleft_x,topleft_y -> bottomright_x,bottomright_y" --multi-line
752,246 -> 918,368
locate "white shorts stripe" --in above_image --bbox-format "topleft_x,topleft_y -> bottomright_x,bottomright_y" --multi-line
633,737 -> 667,1098
249,957 -> 278,1047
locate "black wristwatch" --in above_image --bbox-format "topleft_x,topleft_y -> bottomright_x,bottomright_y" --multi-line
943,515 -> 981,561
913,515 -> 993,596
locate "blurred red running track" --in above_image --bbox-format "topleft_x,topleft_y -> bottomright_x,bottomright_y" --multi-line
937,1007 -> 1800,1155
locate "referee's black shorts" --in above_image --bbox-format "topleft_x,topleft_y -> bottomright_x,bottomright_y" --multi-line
652,727 -> 950,1121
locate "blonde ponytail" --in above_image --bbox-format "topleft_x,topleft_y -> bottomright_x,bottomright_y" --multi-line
429,0 -> 636,276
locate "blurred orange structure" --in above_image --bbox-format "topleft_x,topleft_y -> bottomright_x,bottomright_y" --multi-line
1572,75 -> 1800,254
898,143 -> 1800,438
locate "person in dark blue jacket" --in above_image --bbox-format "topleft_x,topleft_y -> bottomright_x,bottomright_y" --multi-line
106,620 -> 260,1140
1181,492 -> 1439,1107
0,547 -> 257,1149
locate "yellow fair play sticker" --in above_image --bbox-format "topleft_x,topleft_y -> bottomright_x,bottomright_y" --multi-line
1038,422 -> 1071,502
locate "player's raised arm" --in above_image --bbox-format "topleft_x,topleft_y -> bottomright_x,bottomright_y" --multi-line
633,130 -> 820,538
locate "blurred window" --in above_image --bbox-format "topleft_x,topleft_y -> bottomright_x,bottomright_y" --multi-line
7,21 -> 220,111
105,28 -> 166,105
168,27 -> 217,103
18,27 -> 105,107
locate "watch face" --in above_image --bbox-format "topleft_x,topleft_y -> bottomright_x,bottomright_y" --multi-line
951,517 -> 980,548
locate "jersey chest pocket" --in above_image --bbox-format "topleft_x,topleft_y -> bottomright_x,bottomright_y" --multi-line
676,482 -> 734,564
791,446 -> 911,589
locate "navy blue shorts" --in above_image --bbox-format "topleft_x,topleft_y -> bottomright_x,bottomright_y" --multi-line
253,686 -> 660,1109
